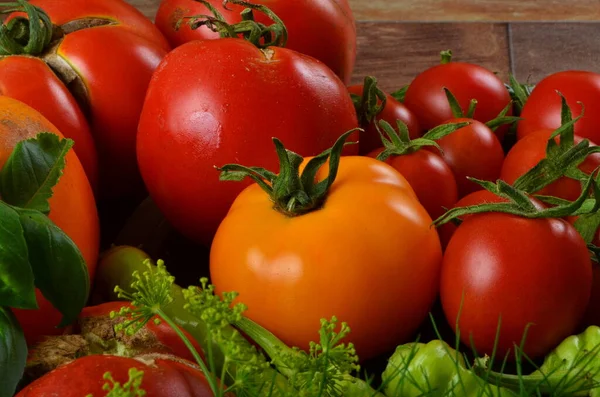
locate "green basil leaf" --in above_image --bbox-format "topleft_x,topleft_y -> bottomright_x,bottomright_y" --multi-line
17,208 -> 89,327
0,307 -> 27,397
0,201 -> 36,309
0,132 -> 73,215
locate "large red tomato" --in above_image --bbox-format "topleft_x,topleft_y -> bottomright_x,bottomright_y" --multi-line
7,0 -> 169,198
16,354 -> 214,396
403,61 -> 511,134
441,211 -> 592,360
501,128 -> 600,202
518,71 -> 600,144
433,118 -> 505,198
210,155 -> 442,362
137,38 -> 359,246
349,84 -> 421,155
155,0 -> 356,84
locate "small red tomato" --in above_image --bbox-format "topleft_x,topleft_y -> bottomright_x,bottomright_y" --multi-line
441,212 -> 592,360
518,71 -> 600,144
501,128 -> 600,202
403,61 -> 511,134
434,118 -> 505,198
348,84 -> 420,155
368,148 -> 457,220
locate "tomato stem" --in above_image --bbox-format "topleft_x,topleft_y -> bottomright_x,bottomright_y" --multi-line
185,0 -> 288,48
351,76 -> 387,129
440,49 -> 453,64
216,129 -> 359,217
0,0 -> 53,55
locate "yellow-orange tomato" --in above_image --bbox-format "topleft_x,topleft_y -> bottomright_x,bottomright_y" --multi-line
0,97 -> 100,345
210,156 -> 442,361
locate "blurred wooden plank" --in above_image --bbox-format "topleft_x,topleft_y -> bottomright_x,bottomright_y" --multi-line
348,0 -> 600,21
126,0 -> 158,19
351,23 -> 511,92
511,23 -> 600,84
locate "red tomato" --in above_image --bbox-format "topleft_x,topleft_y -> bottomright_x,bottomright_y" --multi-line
403,61 -> 512,135
26,0 -> 170,51
137,39 -> 359,246
437,190 -> 507,249
155,0 -> 356,84
8,0 -> 168,198
518,71 -> 600,144
0,57 -> 98,191
210,156 -> 442,362
433,118 -> 505,198
348,85 -> 421,155
368,148 -> 457,220
500,128 -> 600,201
441,212 -> 592,360
16,354 -> 214,396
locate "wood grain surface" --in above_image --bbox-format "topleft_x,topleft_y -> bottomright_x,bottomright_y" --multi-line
125,0 -> 600,86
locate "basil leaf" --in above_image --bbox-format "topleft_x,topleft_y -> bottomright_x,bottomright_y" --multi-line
0,133 -> 73,215
17,209 -> 89,327
0,201 -> 36,309
0,307 -> 27,397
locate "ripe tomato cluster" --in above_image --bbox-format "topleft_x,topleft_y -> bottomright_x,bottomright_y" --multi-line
3,0 -> 600,395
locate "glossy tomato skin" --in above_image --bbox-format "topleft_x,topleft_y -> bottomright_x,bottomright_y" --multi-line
368,148 -> 457,220
434,118 -> 505,198
210,156 -> 442,362
403,62 -> 512,134
518,71 -> 600,143
501,128 -> 600,202
348,85 -> 421,155
0,97 -> 99,346
138,38 -> 360,246
27,0 -> 170,51
57,26 -> 167,198
0,56 -> 98,191
155,0 -> 356,84
16,354 -> 214,397
441,213 -> 592,360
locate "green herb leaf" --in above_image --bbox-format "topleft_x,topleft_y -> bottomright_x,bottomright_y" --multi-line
0,201 -> 36,309
0,133 -> 73,215
0,306 -> 27,397
16,208 -> 89,327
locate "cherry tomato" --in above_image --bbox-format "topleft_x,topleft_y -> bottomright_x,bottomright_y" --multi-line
441,212 -> 592,360
501,128 -> 600,202
349,84 -> 421,155
137,38 -> 359,246
368,148 -> 457,220
518,71 -> 600,144
403,61 -> 511,134
0,97 -> 99,346
433,118 -> 505,198
154,0 -> 356,84
210,156 -> 442,362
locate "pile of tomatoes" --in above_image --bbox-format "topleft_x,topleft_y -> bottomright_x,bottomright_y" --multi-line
3,0 -> 600,395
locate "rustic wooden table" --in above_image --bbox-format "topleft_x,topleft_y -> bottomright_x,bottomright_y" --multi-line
126,0 -> 600,92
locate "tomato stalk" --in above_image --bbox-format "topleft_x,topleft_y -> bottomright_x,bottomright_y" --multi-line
0,0 -> 53,55
183,0 -> 288,48
216,129 -> 359,217
440,49 -> 453,64
374,119 -> 469,161
350,76 -> 387,128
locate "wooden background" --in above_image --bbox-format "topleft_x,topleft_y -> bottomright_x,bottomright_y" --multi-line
126,0 -> 600,93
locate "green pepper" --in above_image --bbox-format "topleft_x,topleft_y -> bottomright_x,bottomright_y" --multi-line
381,340 -> 517,397
476,326 -> 600,396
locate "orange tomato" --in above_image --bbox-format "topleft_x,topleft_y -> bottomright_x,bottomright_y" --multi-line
0,97 -> 100,345
210,156 -> 442,361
